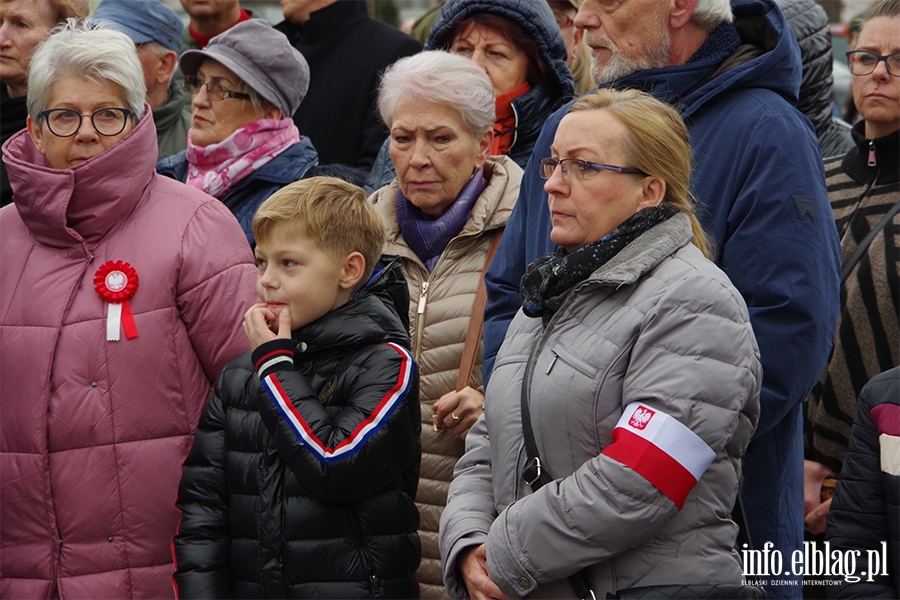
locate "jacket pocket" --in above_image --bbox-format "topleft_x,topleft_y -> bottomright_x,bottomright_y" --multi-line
346,505 -> 382,598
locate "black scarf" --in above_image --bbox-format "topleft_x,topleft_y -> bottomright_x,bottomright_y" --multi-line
520,205 -> 676,325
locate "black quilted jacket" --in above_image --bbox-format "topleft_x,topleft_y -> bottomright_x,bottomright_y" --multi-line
826,368 -> 899,599
775,0 -> 853,159
173,260 -> 422,598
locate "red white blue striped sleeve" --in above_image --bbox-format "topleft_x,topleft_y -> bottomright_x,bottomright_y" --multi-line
260,342 -> 414,463
601,402 -> 716,510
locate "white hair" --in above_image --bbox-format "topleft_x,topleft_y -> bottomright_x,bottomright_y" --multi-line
27,19 -> 146,122
378,51 -> 495,138
692,0 -> 733,32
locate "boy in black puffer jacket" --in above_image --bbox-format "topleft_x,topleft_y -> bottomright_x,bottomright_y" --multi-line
173,177 -> 421,599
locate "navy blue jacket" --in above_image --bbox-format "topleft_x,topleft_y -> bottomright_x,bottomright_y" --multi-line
482,1 -> 840,594
156,138 -> 318,246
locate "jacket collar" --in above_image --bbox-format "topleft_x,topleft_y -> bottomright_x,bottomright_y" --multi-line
589,212 -> 694,286
375,155 -> 520,254
3,104 -> 158,249
279,0 -> 368,44
843,122 -> 900,186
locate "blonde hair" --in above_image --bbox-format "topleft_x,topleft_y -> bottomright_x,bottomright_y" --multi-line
253,177 -> 385,283
567,88 -> 711,259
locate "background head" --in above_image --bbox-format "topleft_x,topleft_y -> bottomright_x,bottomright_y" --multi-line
547,0 -> 584,67
92,0 -> 182,110
555,88 -> 708,256
179,0 -> 239,22
253,177 -> 385,286
425,0 -> 572,100
0,0 -> 90,97
576,0 -> 730,85
379,51 -> 495,217
849,0 -> 899,139
447,13 -> 547,95
180,19 -> 309,146
25,19 -> 145,169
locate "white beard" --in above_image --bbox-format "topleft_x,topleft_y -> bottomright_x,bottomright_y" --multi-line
587,26 -> 672,86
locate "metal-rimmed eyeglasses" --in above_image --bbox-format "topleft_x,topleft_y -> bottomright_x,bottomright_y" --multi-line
538,157 -> 647,181
183,75 -> 252,101
846,51 -> 900,77
39,108 -> 134,138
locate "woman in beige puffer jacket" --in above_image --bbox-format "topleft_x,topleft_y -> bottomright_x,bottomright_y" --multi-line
370,51 -> 523,598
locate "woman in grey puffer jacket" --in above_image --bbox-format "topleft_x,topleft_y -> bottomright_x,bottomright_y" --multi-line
439,89 -> 762,599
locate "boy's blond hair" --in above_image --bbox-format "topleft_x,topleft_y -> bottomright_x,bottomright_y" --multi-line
253,177 -> 385,283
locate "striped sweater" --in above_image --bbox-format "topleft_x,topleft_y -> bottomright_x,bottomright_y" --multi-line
805,123 -> 899,474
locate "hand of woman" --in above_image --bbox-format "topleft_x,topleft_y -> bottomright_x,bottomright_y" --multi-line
804,497 -> 833,536
243,303 -> 291,350
803,460 -> 836,516
433,386 -> 484,439
459,544 -> 509,600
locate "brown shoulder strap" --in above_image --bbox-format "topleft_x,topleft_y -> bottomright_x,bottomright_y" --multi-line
456,229 -> 503,392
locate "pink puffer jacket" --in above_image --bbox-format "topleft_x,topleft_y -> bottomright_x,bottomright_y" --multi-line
0,110 -> 258,599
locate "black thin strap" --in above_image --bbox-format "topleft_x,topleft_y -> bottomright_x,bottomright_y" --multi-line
519,346 -> 594,599
841,197 -> 900,284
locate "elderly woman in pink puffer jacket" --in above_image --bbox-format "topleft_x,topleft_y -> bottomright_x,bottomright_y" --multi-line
0,20 -> 257,599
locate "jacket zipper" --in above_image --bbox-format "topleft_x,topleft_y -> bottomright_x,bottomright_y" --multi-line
346,505 -> 380,597
411,230 -> 486,363
868,139 -> 876,167
414,280 -> 429,363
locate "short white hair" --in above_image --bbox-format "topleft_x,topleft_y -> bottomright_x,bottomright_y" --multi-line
692,0 -> 733,32
27,19 -> 146,123
378,51 -> 495,138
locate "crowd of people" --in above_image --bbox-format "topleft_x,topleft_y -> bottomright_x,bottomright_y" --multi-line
0,0 -> 896,599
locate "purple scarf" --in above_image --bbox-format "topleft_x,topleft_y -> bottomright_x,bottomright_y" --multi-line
397,168 -> 487,271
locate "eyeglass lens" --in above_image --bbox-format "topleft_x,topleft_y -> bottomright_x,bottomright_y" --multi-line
847,51 -> 900,76
45,108 -> 130,137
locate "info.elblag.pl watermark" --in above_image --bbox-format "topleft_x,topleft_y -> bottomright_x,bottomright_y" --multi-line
741,541 -> 890,587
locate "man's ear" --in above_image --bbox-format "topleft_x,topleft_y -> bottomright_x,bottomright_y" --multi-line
670,0 -> 697,31
26,116 -> 46,156
339,252 -> 367,290
159,50 -> 178,84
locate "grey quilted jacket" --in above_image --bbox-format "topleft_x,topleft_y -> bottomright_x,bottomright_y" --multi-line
439,213 -> 762,598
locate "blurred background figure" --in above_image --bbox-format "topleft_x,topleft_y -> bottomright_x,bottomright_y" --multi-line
775,0 -> 854,159
547,0 -> 592,95
157,19 -> 317,246
426,0 -> 573,168
370,51 -> 523,598
0,20 -> 257,599
179,0 -> 250,52
0,0 -> 89,206
805,0 -> 899,539
275,0 -> 421,174
93,0 -> 192,158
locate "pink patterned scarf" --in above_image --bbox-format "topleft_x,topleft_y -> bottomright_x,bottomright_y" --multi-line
185,118 -> 301,199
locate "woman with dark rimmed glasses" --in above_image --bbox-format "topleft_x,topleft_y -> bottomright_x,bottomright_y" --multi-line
805,0 -> 900,541
0,19 -> 258,599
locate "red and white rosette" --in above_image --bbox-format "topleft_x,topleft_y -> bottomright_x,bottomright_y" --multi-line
94,260 -> 139,341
